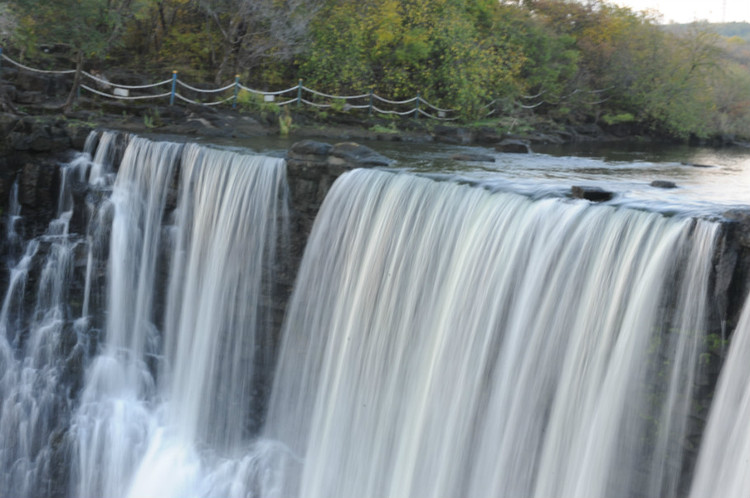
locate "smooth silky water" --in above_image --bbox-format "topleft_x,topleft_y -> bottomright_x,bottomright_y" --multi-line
1,133 -> 750,497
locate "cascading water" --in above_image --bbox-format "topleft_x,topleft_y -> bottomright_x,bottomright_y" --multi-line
264,169 -> 719,498
71,136 -> 288,498
690,288 -> 750,497
1,134 -> 748,498
0,133 -> 288,498
0,136 -> 104,497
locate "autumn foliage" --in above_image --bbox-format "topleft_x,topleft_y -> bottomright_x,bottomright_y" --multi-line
3,0 -> 750,139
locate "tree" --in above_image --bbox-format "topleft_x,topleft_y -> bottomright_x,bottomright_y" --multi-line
8,0 -> 124,112
202,0 -> 323,84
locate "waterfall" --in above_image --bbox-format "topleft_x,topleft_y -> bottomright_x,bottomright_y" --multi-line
265,169 -> 718,498
0,133 -> 288,498
690,292 -> 750,497
1,135 -> 747,498
71,137 -> 288,498
0,151 -> 95,498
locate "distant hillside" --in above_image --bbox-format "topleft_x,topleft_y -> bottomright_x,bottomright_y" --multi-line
663,22 -> 750,42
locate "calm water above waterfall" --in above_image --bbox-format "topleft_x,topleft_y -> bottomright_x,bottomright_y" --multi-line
1,134 -> 750,497
230,135 -> 750,215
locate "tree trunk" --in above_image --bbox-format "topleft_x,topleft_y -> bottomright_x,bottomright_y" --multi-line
215,14 -> 243,84
63,52 -> 84,114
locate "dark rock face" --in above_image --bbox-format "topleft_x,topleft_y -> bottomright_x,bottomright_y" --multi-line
285,140 -> 391,277
571,185 -> 614,202
496,139 -> 531,154
651,180 -> 678,189
9,117 -> 93,153
289,139 -> 333,157
474,127 -> 504,144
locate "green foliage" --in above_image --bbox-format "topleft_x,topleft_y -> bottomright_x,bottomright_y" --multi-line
278,107 -> 292,137
3,0 -> 749,139
369,122 -> 399,134
299,0 -> 527,119
143,107 -> 162,128
9,0 -> 122,60
602,113 -> 635,125
236,89 -> 279,115
330,98 -> 346,113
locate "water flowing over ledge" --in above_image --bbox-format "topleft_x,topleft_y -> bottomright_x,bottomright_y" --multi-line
265,169 -> 719,498
0,132 -> 750,497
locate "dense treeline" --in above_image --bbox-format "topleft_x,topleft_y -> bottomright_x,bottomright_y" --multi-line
2,0 -> 749,140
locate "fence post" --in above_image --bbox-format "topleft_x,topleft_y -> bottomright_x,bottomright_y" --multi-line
233,74 -> 240,109
297,79 -> 303,107
368,87 -> 374,116
415,92 -> 420,119
170,70 -> 178,106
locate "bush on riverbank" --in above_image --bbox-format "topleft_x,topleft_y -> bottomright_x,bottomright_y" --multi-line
1,0 -> 749,143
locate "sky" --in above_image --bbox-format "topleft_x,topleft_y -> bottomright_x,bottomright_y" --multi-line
611,0 -> 750,24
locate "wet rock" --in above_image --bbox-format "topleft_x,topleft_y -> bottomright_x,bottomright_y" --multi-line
329,142 -> 392,167
526,132 -> 566,145
8,116 -> 82,152
650,180 -> 678,189
0,113 -> 19,153
15,91 -> 45,105
17,160 -> 60,236
433,125 -> 474,145
571,185 -> 614,202
723,209 -> 750,249
63,122 -> 94,150
289,139 -> 333,158
495,139 -> 531,154
474,127 -> 504,144
451,153 -> 495,163
574,122 -> 604,138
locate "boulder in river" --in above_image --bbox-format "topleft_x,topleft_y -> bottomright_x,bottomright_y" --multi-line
571,185 -> 614,202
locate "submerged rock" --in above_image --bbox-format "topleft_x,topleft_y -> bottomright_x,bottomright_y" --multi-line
451,153 -> 495,163
571,185 -> 614,202
681,161 -> 715,169
651,180 -> 678,189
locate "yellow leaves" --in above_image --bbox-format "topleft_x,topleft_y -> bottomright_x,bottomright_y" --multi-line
367,0 -> 402,53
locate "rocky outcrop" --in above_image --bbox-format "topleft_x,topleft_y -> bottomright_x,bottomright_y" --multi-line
571,185 -> 614,202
